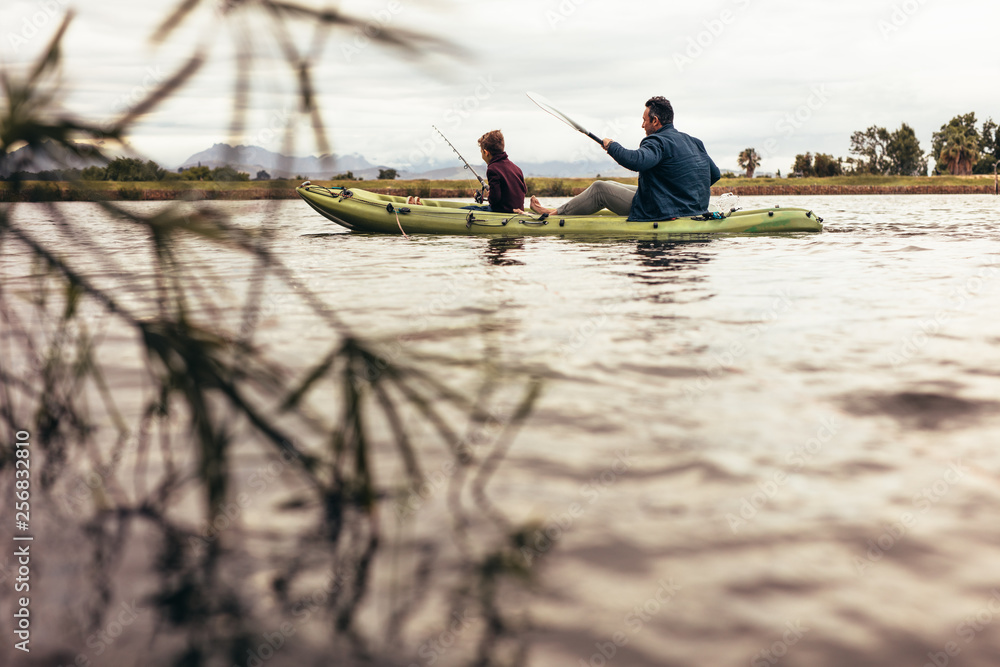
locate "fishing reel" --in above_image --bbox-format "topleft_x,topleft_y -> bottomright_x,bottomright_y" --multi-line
474,187 -> 485,204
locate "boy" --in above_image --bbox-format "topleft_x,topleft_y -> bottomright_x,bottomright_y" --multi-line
477,129 -> 526,213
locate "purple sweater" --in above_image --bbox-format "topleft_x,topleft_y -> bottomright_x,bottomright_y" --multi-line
486,152 -> 526,213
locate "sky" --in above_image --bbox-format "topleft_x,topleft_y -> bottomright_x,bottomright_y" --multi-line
2,0 -> 999,173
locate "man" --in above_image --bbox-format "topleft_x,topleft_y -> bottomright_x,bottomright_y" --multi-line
477,129 -> 526,213
528,97 -> 721,221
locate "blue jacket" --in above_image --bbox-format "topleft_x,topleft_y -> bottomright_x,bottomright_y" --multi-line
607,124 -> 721,221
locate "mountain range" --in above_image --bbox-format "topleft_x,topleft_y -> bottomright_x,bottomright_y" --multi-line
0,142 -> 105,177
178,144 -> 376,179
2,141 -> 639,180
3,141 -> 748,179
179,143 -> 635,180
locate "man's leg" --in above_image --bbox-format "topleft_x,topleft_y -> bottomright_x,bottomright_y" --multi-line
555,180 -> 637,216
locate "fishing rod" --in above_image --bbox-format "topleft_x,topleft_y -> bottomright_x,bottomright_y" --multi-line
432,125 -> 486,203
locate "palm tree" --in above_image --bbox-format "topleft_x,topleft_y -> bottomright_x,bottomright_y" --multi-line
938,126 -> 979,175
738,147 -> 761,178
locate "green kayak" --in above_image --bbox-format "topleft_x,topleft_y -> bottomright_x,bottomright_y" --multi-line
295,184 -> 823,237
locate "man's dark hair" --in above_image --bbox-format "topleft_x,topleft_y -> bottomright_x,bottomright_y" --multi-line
645,97 -> 674,126
478,130 -> 505,155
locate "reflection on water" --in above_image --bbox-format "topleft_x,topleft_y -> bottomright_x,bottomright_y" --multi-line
631,240 -> 714,289
3,195 -> 1000,667
484,237 -> 526,265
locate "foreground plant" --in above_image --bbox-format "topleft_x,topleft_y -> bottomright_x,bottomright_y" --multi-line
0,6 -> 542,666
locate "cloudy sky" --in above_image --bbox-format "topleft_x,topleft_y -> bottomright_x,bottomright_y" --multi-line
2,0 -> 998,173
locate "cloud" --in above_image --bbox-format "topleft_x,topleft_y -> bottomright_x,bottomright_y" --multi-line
2,0 -> 997,172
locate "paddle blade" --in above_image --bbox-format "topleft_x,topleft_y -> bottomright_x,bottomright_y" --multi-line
526,91 -> 604,145
526,91 -> 590,135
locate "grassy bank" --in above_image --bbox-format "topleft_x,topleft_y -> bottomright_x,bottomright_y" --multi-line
712,174 -> 998,196
0,179 -> 303,202
2,175 -> 997,202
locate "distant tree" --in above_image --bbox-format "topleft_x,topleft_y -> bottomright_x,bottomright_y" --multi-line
212,165 -> 250,181
332,171 -> 354,180
737,148 -> 761,178
931,113 -> 977,163
973,117 -> 998,174
775,169 -> 781,178
182,166 -> 212,181
104,157 -> 165,181
938,130 -> 979,175
378,168 -> 398,180
791,152 -> 814,177
147,159 -> 166,180
985,118 -> 999,155
886,123 -> 927,176
931,113 -> 979,175
255,169 -> 271,181
812,153 -> 842,177
81,165 -> 106,180
849,126 -> 891,174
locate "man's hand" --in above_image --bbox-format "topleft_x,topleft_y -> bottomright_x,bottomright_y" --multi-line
602,138 -> 613,151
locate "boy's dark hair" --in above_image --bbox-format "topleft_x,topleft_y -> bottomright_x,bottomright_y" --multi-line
478,130 -> 505,155
645,97 -> 674,126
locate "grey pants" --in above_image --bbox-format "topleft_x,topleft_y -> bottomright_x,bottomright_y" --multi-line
555,180 -> 637,216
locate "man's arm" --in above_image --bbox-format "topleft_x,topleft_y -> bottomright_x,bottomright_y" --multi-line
709,154 -> 721,184
606,137 -> 664,173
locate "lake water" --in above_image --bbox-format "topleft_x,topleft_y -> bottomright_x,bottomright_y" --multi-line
3,194 -> 1000,667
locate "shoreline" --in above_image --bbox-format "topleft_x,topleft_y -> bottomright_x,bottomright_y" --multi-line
2,176 -> 997,202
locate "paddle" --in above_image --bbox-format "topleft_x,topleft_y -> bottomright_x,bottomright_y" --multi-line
526,91 -> 604,146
